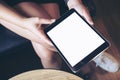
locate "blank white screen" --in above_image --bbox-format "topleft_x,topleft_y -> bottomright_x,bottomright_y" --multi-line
47,12 -> 105,67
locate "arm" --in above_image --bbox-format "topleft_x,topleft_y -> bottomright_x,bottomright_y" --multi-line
0,2 -> 55,50
64,0 -> 94,25
0,2 -> 25,26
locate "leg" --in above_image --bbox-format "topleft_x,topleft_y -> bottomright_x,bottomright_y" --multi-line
14,2 -> 50,18
15,2 -> 62,69
15,2 -> 60,19
40,3 -> 60,19
32,41 -> 62,69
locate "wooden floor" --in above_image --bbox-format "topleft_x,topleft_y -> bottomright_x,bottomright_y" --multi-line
82,0 -> 120,80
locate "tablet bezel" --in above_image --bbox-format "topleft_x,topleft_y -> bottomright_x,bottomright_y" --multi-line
44,9 -> 110,73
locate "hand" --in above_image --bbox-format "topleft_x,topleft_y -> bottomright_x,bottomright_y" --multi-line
67,0 -> 94,25
0,17 -> 56,51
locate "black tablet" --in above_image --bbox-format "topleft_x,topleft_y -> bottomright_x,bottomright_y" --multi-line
44,9 -> 110,73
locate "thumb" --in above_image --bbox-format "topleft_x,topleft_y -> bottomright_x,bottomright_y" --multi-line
82,8 -> 94,25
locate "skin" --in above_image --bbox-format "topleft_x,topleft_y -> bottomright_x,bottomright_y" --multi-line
0,0 -> 93,69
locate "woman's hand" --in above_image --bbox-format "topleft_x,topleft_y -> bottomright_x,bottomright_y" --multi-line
0,3 -> 56,51
0,17 -> 56,51
67,0 -> 94,25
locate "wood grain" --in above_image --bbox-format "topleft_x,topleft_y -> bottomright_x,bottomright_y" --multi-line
82,0 -> 120,80
9,69 -> 83,80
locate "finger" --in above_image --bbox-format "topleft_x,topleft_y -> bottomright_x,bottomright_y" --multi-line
38,29 -> 53,46
0,19 -> 42,43
27,17 -> 55,26
82,8 -> 94,25
79,1 -> 94,25
24,19 -> 53,46
39,19 -> 55,24
29,26 -> 53,46
32,18 -> 56,45
71,0 -> 94,25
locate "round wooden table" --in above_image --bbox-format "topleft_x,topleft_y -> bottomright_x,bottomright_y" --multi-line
9,69 -> 83,80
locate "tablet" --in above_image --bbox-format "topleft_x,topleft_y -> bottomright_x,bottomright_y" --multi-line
44,9 -> 110,73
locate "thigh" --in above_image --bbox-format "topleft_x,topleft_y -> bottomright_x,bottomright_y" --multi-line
15,2 -> 51,18
14,1 -> 60,19
41,3 -> 60,19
